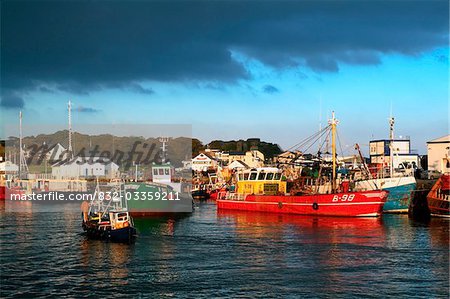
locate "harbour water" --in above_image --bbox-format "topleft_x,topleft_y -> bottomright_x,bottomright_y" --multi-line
0,201 -> 448,298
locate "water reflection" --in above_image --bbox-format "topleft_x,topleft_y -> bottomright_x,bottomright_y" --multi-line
217,210 -> 385,245
79,239 -> 132,283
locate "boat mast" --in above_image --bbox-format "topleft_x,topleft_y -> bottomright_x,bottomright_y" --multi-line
330,111 -> 338,193
19,111 -> 22,179
389,116 -> 395,177
68,100 -> 74,159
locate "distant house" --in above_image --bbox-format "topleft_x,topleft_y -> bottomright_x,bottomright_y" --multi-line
182,160 -> 192,170
0,161 -> 19,173
369,139 -> 419,169
214,150 -> 265,168
427,135 -> 450,173
52,157 -> 119,179
227,160 -> 249,170
275,151 -> 302,165
46,143 -> 67,162
240,150 -> 264,168
191,153 -> 217,172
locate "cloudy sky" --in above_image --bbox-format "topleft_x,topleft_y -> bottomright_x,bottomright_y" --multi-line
1,0 -> 448,154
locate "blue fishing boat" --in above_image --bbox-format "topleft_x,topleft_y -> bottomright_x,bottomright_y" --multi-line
355,176 -> 416,213
354,117 -> 417,213
81,180 -> 137,243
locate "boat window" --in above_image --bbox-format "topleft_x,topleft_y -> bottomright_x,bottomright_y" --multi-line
257,172 -> 266,180
244,173 -> 249,180
266,173 -> 274,180
274,173 -> 281,180
249,172 -> 257,180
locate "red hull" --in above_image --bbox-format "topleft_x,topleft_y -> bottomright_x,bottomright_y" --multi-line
208,189 -> 227,201
0,186 -> 5,201
3,187 -> 26,200
427,174 -> 450,217
427,197 -> 450,217
217,190 -> 388,217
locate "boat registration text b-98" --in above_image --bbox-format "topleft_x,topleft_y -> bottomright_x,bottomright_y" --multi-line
332,194 -> 355,202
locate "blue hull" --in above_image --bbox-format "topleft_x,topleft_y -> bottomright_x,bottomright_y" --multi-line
109,227 -> 137,243
83,223 -> 137,243
383,183 -> 416,213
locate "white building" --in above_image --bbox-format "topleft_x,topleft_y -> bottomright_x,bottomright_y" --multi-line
369,139 -> 419,168
427,135 -> 450,173
191,153 -> 217,172
52,157 -> 119,179
182,160 -> 192,170
227,160 -> 249,170
46,143 -> 67,162
214,150 -> 265,168
0,161 -> 19,173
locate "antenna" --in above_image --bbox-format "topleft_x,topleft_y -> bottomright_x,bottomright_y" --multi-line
19,111 -> 22,178
388,107 -> 395,177
158,137 -> 171,164
19,111 -> 29,178
68,100 -> 74,159
319,95 -> 322,145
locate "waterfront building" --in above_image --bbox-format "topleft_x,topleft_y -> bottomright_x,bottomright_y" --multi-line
427,135 -> 450,174
182,160 -> 192,170
369,138 -> 419,169
51,157 -> 119,179
191,152 -> 217,172
215,150 -> 264,167
46,143 -> 67,161
227,160 -> 249,170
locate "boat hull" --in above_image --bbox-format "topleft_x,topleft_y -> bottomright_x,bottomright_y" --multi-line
191,189 -> 210,200
426,174 -> 450,217
217,190 -> 388,217
355,177 -> 416,213
126,183 -> 193,215
427,196 -> 450,217
83,223 -> 137,243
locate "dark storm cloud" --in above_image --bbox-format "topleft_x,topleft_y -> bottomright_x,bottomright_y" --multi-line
39,86 -> 55,93
128,83 -> 155,95
0,94 -> 25,109
263,85 -> 280,94
77,106 -> 100,113
1,0 -> 448,101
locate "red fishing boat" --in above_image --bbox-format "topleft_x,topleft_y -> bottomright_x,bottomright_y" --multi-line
217,112 -> 388,217
426,174 -> 450,217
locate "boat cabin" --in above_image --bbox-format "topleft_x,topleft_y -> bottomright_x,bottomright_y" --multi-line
109,211 -> 131,230
235,167 -> 286,195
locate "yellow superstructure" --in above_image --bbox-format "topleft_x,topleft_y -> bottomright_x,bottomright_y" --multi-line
235,168 -> 286,195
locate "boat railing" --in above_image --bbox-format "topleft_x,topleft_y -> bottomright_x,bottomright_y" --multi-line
218,192 -> 247,201
436,192 -> 450,202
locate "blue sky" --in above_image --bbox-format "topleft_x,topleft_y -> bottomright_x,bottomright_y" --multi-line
1,1 -> 448,154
